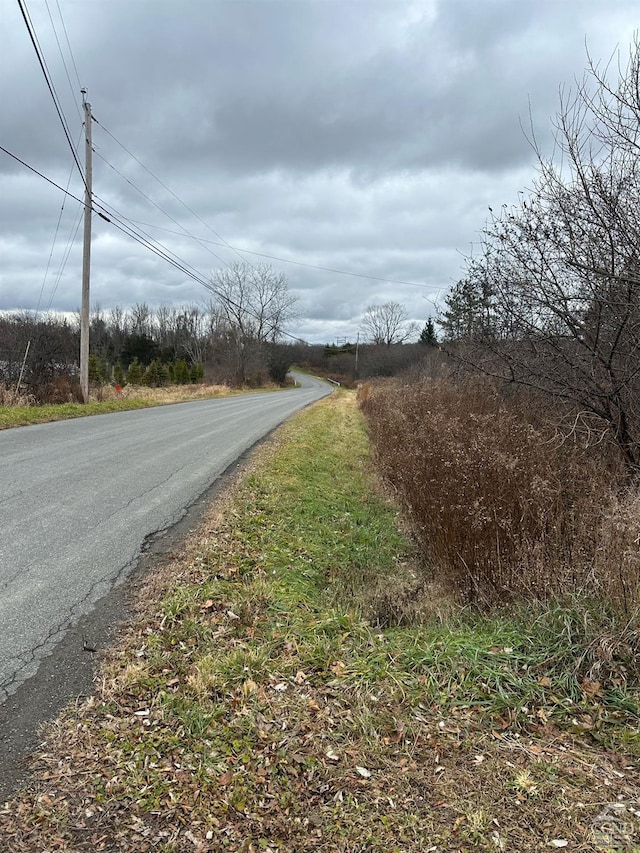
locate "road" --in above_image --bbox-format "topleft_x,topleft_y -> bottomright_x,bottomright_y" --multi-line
0,374 -> 331,704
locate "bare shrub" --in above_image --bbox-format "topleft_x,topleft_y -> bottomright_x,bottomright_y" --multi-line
361,378 -> 622,607
37,376 -> 83,404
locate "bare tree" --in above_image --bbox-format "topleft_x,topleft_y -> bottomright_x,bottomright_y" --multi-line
455,38 -> 640,472
0,311 -> 78,399
210,262 -> 297,343
361,301 -> 417,346
208,262 -> 298,385
130,302 -> 153,337
176,305 -> 209,364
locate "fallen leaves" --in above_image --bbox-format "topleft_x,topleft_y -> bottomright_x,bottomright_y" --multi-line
355,766 -> 372,778
218,770 -> 234,786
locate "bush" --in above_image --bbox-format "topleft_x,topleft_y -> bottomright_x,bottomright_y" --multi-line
113,362 -> 125,387
126,358 -> 144,385
360,378 -> 631,609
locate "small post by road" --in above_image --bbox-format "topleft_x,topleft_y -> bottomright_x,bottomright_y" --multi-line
80,90 -> 92,404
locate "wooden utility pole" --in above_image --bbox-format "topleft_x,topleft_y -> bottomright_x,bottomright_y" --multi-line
80,90 -> 92,403
354,331 -> 360,378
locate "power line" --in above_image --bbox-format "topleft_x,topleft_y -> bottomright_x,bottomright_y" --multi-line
94,118 -> 249,265
35,147 -> 80,316
55,0 -> 82,91
0,144 -> 85,203
92,194 -> 213,284
46,206 -> 83,312
16,0 -> 86,187
0,145 -> 304,342
94,121 -> 441,297
1,144 -> 211,293
94,150 -> 230,269
126,218 -> 444,294
0,143 -> 211,287
1,145 -> 439,337
2,142 -> 443,296
43,0 -> 82,122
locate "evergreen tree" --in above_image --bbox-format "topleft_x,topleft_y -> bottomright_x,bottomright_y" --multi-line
88,354 -> 108,384
419,317 -> 438,346
127,358 -> 144,384
439,274 -> 495,343
143,359 -> 162,387
190,362 -> 204,383
173,358 -> 190,384
113,362 -> 125,387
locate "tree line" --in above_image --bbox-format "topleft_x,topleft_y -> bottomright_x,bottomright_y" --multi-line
2,254 -> 443,401
1,263 -> 300,400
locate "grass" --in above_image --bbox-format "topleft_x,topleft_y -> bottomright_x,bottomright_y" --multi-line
0,383 -> 241,429
2,391 -> 640,851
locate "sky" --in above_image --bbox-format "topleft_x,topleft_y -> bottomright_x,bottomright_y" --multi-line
1,0 -> 638,345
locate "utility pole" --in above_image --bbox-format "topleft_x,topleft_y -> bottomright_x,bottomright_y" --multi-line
80,90 -> 92,403
354,331 -> 360,379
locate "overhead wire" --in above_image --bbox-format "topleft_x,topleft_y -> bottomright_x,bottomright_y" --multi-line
94,118 -> 249,266
11,3 -> 441,328
1,143 -> 219,294
46,207 -> 83,312
2,139 -> 433,340
0,144 -> 84,202
93,150 -> 231,268
16,0 -> 86,188
54,0 -> 82,91
94,124 -> 446,309
124,218 -> 444,296
86,196 -> 311,342
94,121 -> 442,309
91,193 -> 215,286
34,131 -> 83,316
43,0 -> 82,122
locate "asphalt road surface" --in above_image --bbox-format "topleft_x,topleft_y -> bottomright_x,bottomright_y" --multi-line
0,374 -> 331,798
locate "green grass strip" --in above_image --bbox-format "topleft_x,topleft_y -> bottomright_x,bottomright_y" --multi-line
0,399 -> 157,429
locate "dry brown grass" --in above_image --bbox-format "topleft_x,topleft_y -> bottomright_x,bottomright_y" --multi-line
360,377 -> 639,612
90,383 -> 233,403
0,385 -> 35,407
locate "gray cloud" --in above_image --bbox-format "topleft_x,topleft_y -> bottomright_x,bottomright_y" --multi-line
1,0 -> 638,342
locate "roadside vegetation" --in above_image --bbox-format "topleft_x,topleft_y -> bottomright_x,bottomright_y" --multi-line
2,391 -> 639,851
360,377 -> 639,614
0,383 -> 239,430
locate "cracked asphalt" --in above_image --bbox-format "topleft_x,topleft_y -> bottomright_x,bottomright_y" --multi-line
0,374 -> 331,799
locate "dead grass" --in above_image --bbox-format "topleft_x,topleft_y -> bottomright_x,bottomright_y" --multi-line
359,377 -> 639,614
0,385 -> 35,407
0,383 -> 278,430
92,383 -> 233,403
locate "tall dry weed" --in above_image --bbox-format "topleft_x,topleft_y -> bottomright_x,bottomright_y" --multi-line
0,384 -> 35,407
597,492 -> 640,619
361,378 -> 628,608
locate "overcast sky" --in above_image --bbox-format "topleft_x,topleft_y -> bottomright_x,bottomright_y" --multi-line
1,0 -> 638,344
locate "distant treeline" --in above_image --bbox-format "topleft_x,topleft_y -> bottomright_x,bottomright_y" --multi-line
0,303 -> 443,403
